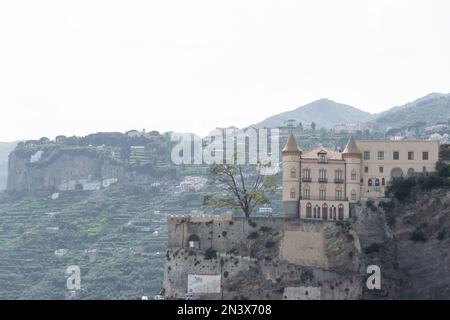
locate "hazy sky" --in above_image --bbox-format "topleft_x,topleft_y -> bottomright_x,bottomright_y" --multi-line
1,0 -> 450,141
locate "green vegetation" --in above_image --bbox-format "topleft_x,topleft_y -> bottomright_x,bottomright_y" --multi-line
203,248 -> 217,260
437,230 -> 448,241
387,162 -> 450,201
364,243 -> 382,254
410,226 -> 429,242
12,131 -> 175,173
375,94 -> 450,130
203,163 -> 277,219
0,186 -> 168,299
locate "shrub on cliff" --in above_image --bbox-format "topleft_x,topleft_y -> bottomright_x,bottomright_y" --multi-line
379,200 -> 394,213
204,248 -> 217,260
247,232 -> 259,240
364,243 -> 382,254
437,230 -> 447,241
387,177 -> 417,200
418,175 -> 449,190
410,224 -> 429,242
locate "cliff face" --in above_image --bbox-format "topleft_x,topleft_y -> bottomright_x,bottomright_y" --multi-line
6,150 -> 124,192
389,189 -> 450,299
163,186 -> 450,300
5,148 -> 164,192
164,216 -> 363,300
353,188 -> 450,300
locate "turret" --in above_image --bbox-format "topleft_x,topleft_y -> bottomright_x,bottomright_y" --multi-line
282,134 -> 301,218
342,136 -> 362,203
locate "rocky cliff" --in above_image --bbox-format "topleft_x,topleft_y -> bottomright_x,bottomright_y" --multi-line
7,148 -> 123,192
355,188 -> 450,299
164,215 -> 364,300
163,186 -> 450,300
6,147 -> 166,192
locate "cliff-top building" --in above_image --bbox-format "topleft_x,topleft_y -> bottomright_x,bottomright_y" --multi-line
282,134 -> 439,220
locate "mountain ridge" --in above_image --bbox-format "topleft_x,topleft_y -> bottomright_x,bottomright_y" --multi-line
252,98 -> 375,129
249,92 -> 450,131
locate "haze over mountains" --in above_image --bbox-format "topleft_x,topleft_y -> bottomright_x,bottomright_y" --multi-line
251,93 -> 450,130
0,93 -> 449,190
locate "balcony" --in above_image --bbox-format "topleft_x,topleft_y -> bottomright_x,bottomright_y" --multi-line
302,177 -> 312,183
334,178 -> 344,184
318,178 -> 328,183
300,196 -> 349,201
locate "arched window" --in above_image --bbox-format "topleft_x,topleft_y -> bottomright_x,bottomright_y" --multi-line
314,205 -> 320,219
338,204 -> 344,220
322,204 -> 328,220
381,178 -> 385,186
187,234 -> 200,249
290,188 -> 296,199
306,203 -> 312,218
290,167 -> 297,179
330,205 -> 337,220
407,168 -> 415,177
391,167 -> 404,179
375,179 -> 380,187
368,179 -> 373,187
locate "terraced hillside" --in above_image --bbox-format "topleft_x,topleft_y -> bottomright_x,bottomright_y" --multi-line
0,179 -> 283,299
0,186 -> 171,299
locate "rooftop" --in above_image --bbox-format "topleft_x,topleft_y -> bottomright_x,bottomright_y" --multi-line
302,147 -> 343,160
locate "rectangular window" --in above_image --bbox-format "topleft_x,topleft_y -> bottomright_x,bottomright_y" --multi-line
393,151 -> 399,160
378,151 -> 384,161
408,152 -> 414,160
379,167 -> 384,173
303,169 -> 311,182
303,189 -> 310,200
335,190 -> 342,201
319,169 -> 327,182
364,166 -> 369,173
304,169 -> 310,178
319,190 -> 326,200
422,152 -> 429,161
363,151 -> 370,160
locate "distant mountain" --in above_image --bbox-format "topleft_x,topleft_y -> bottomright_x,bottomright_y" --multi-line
252,98 -> 375,129
0,142 -> 17,190
374,93 -> 450,129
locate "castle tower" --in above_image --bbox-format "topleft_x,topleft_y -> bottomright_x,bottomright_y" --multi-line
342,135 -> 362,203
282,133 -> 301,218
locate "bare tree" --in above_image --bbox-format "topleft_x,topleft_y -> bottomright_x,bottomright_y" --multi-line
203,163 -> 277,219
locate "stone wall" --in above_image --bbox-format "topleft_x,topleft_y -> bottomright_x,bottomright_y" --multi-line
164,215 -> 363,300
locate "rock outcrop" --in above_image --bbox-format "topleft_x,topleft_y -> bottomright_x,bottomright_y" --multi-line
163,186 -> 450,300
353,188 -> 450,299
163,216 -> 364,300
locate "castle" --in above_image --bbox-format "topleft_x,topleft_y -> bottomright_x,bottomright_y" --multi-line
282,134 -> 439,220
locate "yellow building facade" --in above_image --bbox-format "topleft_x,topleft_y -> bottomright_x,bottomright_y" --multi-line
282,134 -> 440,220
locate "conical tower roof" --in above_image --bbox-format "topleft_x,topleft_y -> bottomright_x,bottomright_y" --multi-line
342,135 -> 361,154
282,133 -> 301,153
